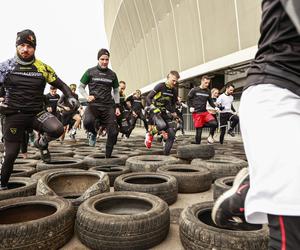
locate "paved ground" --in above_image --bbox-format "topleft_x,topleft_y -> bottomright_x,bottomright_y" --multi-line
60,127 -> 243,250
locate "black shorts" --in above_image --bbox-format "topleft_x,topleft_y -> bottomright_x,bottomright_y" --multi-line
85,105 -> 117,128
61,110 -> 79,126
3,111 -> 61,142
219,112 -> 235,127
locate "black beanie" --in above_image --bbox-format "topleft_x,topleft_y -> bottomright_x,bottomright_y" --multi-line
16,29 -> 36,49
97,48 -> 110,60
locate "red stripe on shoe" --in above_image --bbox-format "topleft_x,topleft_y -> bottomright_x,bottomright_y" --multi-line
279,216 -> 286,250
237,184 -> 249,194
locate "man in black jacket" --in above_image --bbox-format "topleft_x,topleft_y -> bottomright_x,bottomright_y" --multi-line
145,70 -> 180,155
126,89 -> 148,137
0,29 -> 77,189
78,48 -> 120,157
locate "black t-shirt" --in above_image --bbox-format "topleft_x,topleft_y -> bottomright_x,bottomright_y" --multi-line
245,0 -> 300,96
146,82 -> 177,113
187,87 -> 215,113
126,95 -> 144,112
45,93 -> 60,113
80,65 -> 119,107
0,57 -> 72,112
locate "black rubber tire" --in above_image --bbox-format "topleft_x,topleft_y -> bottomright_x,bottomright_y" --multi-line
89,165 -> 131,187
36,169 -> 110,208
0,177 -> 37,201
157,164 -> 212,193
31,168 -> 84,181
0,195 -> 75,249
191,155 -> 248,180
126,155 -> 179,172
34,149 -> 74,159
83,153 -> 128,167
36,157 -> 86,172
179,201 -> 268,250
114,172 -> 178,205
213,176 -> 235,201
11,166 -> 36,177
177,144 -> 215,160
14,159 -> 38,168
76,191 -> 170,250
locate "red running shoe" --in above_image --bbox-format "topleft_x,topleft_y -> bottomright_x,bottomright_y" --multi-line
144,133 -> 153,149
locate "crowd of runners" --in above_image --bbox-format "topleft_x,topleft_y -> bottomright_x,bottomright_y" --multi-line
0,29 -> 240,189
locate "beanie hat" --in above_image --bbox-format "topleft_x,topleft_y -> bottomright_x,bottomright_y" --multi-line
16,29 -> 36,49
97,48 -> 110,60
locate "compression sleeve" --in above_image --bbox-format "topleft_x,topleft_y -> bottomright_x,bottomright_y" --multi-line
50,78 -> 73,99
187,89 -> 194,107
113,87 -> 120,104
112,74 -> 119,88
78,83 -> 89,99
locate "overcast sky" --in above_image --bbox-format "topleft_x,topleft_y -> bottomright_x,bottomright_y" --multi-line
0,0 -> 108,94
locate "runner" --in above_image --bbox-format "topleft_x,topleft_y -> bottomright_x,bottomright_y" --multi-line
145,70 -> 180,155
212,1 -> 300,248
206,88 -> 220,143
187,75 -> 218,144
58,84 -> 81,141
45,86 -> 60,118
217,84 -> 239,144
126,89 -> 148,138
78,48 -> 120,157
175,96 -> 187,135
0,29 -> 77,189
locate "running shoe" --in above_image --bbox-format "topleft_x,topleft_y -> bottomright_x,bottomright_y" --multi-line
207,135 -> 215,144
34,137 -> 51,163
144,133 -> 153,149
88,133 -> 97,147
228,129 -> 235,137
211,168 -> 259,230
0,186 -> 8,191
161,131 -> 168,140
69,128 -> 76,141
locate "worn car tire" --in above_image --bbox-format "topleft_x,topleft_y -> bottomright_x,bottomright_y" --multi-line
0,177 -> 37,201
179,201 -> 268,250
76,191 -> 170,250
36,157 -> 86,172
83,153 -> 128,167
126,155 -> 179,172
14,159 -> 38,168
177,144 -> 215,160
11,166 -> 36,177
114,172 -> 178,205
213,176 -> 235,201
191,155 -> 248,180
157,164 -> 212,193
36,169 -> 110,208
89,165 -> 131,186
0,195 -> 75,249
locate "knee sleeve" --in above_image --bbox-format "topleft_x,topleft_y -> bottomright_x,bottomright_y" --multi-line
153,114 -> 167,131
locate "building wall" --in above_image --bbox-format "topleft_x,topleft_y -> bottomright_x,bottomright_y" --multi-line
104,0 -> 261,94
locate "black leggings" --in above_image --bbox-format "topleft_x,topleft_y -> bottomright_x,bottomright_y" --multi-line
220,114 -> 239,144
83,106 -> 118,157
1,112 -> 63,187
127,111 -> 148,138
195,119 -> 218,144
268,214 -> 300,250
